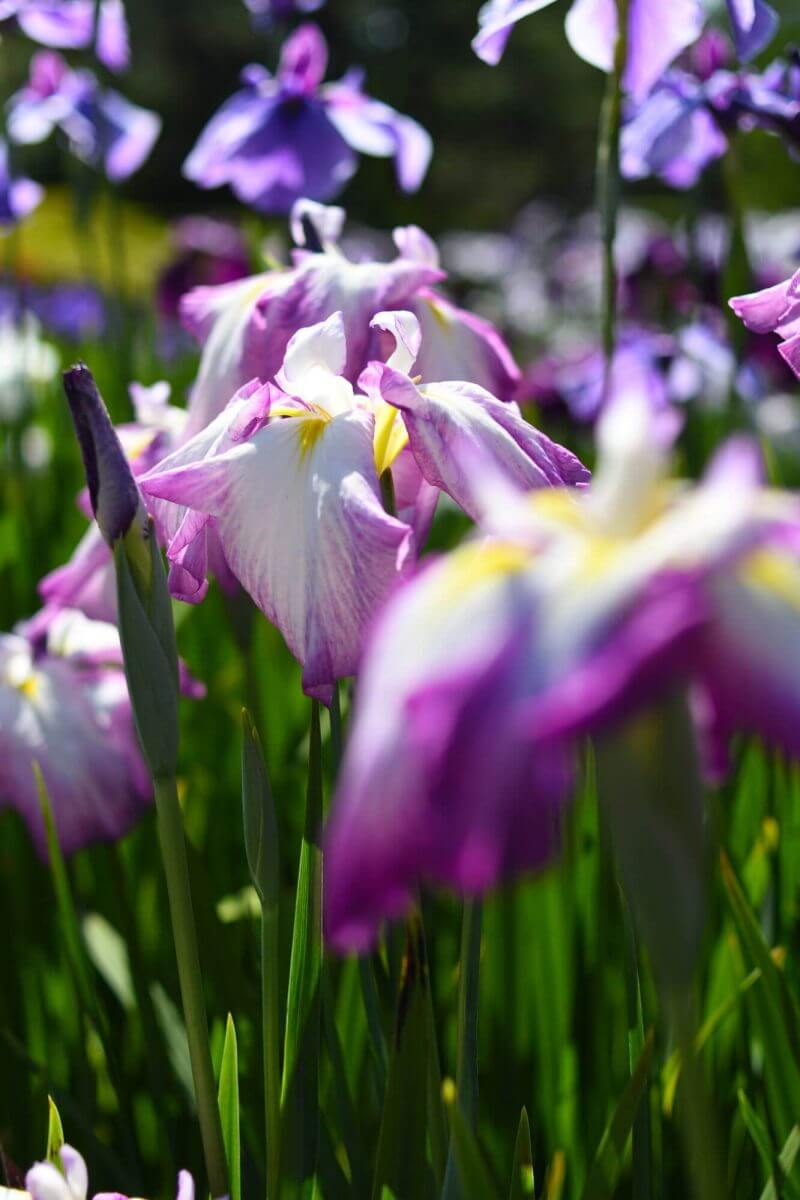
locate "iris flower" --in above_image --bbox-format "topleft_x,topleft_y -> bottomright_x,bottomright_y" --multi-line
730,268 -> 800,379
324,390 -> 800,950
472,0 -> 705,99
8,50 -> 160,181
140,311 -> 586,703
0,0 -> 129,72
0,609 -> 151,857
184,23 -> 432,213
180,199 -> 520,437
5,1144 -> 193,1200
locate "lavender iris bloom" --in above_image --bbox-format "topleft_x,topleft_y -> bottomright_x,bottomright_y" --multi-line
726,0 -> 778,62
0,137 -> 43,228
16,1143 -> 194,1200
184,24 -> 432,213
8,51 -> 160,181
0,0 -> 129,72
730,269 -> 800,380
324,393 -> 800,951
474,0 -> 705,100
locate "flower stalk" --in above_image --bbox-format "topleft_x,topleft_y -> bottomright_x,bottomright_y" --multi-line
597,0 -> 630,380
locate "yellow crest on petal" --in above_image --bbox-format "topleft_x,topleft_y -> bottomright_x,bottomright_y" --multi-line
373,401 -> 409,476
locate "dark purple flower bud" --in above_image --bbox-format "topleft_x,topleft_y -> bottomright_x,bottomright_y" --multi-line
63,364 -> 145,544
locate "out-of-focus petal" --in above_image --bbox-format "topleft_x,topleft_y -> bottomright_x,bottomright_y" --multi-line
726,0 -> 778,62
472,0 -> 559,66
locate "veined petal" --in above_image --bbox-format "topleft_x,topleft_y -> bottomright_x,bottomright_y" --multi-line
375,365 -> 588,520
370,309 -> 422,374
142,408 -> 414,701
410,288 -> 521,402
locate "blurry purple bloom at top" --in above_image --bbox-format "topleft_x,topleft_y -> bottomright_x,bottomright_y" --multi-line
244,0 -> 324,26
726,0 -> 778,63
0,0 -> 129,72
0,137 -> 43,229
8,50 -> 160,181
184,23 -> 432,213
473,0 -> 705,101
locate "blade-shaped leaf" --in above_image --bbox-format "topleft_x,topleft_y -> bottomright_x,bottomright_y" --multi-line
442,1080 -> 501,1200
580,1030 -> 655,1200
508,1108 -> 534,1200
218,1014 -> 241,1200
46,1096 -> 65,1166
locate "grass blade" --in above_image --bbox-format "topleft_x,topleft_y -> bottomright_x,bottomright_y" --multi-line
443,898 -> 482,1200
508,1108 -> 534,1200
46,1096 -> 65,1164
760,1126 -> 800,1200
580,1029 -> 655,1200
281,700 -> 323,1199
442,1079 -> 501,1200
218,1015 -> 241,1200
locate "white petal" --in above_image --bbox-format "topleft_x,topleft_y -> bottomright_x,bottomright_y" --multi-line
370,310 -> 421,374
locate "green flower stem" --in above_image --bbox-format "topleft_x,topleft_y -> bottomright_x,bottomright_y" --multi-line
597,0 -> 630,378
154,774 -> 229,1199
261,903 -> 282,1200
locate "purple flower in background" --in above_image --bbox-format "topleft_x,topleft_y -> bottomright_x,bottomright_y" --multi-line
0,137 -> 43,228
140,312 -> 584,701
8,51 -> 160,181
621,70 -> 729,188
157,217 -> 250,323
179,200 -> 519,436
33,282 -> 106,339
324,391 -> 800,951
473,0 -> 705,100
184,24 -> 432,213
0,610 -> 150,856
0,0 -> 129,72
726,0 -> 778,62
21,1143 -> 194,1200
730,269 -> 800,379
244,0 -> 324,26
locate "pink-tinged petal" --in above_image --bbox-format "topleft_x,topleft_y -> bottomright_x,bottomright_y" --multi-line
566,0 -> 705,100
96,0 -> 130,72
144,409 -> 414,701
370,309 -> 422,374
175,1172 -> 195,1200
410,288 -> 521,402
18,2 -> 94,51
376,365 -> 589,520
779,333 -> 800,379
38,523 -> 117,625
392,224 -> 440,269
278,22 -> 328,93
277,310 -> 347,391
472,0 -> 560,66
180,272 -> 279,436
390,443 -> 440,547
695,549 -> 800,772
324,544 -> 571,951
59,1147 -> 88,1200
729,273 -> 798,334
25,1162 -> 72,1200
0,626 -> 151,859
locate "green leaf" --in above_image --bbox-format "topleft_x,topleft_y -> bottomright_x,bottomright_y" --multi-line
722,852 -> 800,1142
738,1089 -> 777,1177
217,1015 -> 241,1200
442,1080 -> 501,1200
443,898 -> 482,1200
321,970 -> 370,1199
580,1030 -> 655,1200
46,1096 -> 65,1166
508,1108 -> 534,1200
281,700 -> 323,1199
760,1126 -> 800,1200
241,710 -> 279,909
372,915 -> 435,1200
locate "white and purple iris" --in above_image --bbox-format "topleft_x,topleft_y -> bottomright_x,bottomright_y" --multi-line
0,609 -> 151,857
139,310 -> 587,703
5,1143 -> 194,1200
183,23 -> 432,213
0,0 -> 129,72
472,0 -> 777,88
324,389 -> 800,951
8,50 -> 160,182
178,199 -> 521,438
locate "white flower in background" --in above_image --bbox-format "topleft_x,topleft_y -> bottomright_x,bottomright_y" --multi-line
0,312 -> 59,421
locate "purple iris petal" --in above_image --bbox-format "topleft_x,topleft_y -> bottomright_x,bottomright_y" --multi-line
726,0 -> 778,62
13,0 -> 130,72
0,137 -> 43,228
245,0 -> 324,23
184,24 -> 431,213
621,71 -> 728,188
